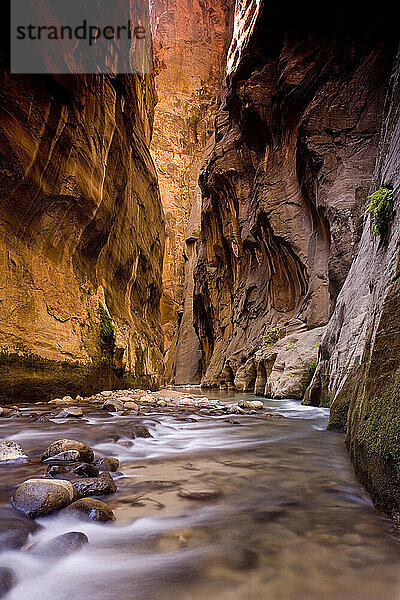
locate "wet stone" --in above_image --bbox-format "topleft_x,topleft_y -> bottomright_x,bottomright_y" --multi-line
46,465 -> 70,477
0,440 -> 29,463
132,425 -> 153,438
178,489 -> 223,501
27,531 -> 89,558
42,439 -> 94,463
72,463 -> 99,477
102,399 -> 124,412
73,472 -> 117,498
12,479 -> 76,518
62,498 -> 115,522
95,457 -> 120,472
55,406 -> 83,418
0,515 -> 41,551
43,450 -> 81,463
0,567 -> 15,598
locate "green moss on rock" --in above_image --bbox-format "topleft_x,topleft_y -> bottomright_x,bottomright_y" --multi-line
0,351 -> 158,403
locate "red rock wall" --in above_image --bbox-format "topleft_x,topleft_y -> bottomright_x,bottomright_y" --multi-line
0,67 -> 165,400
151,0 -> 229,383
193,0 -> 398,391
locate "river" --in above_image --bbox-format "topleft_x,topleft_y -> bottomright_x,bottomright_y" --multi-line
0,389 -> 399,600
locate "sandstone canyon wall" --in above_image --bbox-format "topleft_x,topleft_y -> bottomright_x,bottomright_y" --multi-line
306,46 -> 400,517
193,0 -> 398,403
151,0 -> 228,383
0,64 -> 165,400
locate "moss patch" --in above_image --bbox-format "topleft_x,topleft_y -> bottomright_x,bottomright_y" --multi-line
349,372 -> 400,516
99,303 -> 116,360
366,186 -> 393,238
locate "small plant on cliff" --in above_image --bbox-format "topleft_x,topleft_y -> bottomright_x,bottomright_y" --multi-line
262,327 -> 280,348
300,360 -> 318,392
366,186 -> 394,238
98,303 -> 115,360
308,360 -> 317,376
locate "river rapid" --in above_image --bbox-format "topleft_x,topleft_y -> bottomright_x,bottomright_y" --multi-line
0,388 -> 400,600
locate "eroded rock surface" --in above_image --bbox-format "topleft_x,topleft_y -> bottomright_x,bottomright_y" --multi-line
0,59 -> 164,400
193,0 -> 397,399
151,0 -> 228,383
305,46 -> 400,516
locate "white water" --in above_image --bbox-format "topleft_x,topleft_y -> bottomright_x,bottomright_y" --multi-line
1,390 -> 400,600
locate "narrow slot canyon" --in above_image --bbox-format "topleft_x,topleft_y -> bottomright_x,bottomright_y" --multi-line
0,0 -> 400,598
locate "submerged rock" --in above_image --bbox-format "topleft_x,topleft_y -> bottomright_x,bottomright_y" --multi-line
95,457 -> 120,472
0,567 -> 15,598
73,472 -> 117,498
12,479 -> 76,518
0,516 -> 41,551
27,531 -> 88,558
102,399 -> 124,412
178,489 -> 223,501
62,498 -> 115,522
0,441 -> 29,463
42,440 -> 94,463
132,425 -> 153,438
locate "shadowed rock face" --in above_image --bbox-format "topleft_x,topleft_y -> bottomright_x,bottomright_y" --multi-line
0,69 -> 165,400
151,0 -> 229,384
193,0 -> 398,393
306,46 -> 400,517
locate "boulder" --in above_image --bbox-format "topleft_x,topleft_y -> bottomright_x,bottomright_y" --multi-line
132,425 -> 152,438
54,396 -> 75,406
95,457 -> 120,472
12,479 -> 75,518
42,440 -> 94,463
238,400 -> 264,410
0,441 -> 29,463
124,402 -> 139,410
73,472 -> 117,498
62,498 -> 115,522
55,407 -> 83,418
27,531 -> 88,558
102,399 -> 124,412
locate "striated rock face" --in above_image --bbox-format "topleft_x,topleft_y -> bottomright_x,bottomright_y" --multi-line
193,0 -> 397,397
0,67 -> 165,400
306,46 -> 400,516
151,0 -> 228,383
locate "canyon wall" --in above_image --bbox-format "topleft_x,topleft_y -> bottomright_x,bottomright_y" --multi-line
306,46 -> 400,517
151,0 -> 228,383
193,0 -> 398,401
0,65 -> 165,400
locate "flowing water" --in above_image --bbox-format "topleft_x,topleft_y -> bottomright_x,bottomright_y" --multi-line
1,389 -> 400,600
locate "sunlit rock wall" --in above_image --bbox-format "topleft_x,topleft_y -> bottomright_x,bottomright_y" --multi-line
151,0 -> 229,383
0,68 -> 165,400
